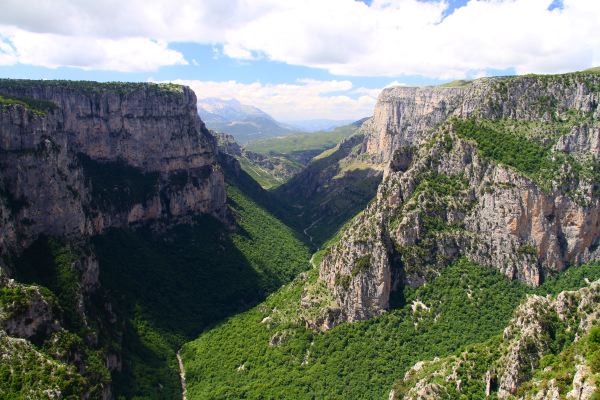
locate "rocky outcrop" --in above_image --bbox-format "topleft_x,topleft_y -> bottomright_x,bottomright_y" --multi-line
554,124 -> 600,157
0,279 -> 61,343
319,72 -> 600,324
391,281 -> 600,399
0,80 -> 227,261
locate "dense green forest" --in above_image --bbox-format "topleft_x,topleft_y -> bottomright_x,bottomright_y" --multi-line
182,259 -> 600,399
93,183 -> 311,398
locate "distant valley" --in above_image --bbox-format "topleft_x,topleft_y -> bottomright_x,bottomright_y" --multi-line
198,97 -> 358,144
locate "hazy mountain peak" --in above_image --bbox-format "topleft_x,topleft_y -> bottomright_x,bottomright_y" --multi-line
197,97 -> 292,143
198,97 -> 269,119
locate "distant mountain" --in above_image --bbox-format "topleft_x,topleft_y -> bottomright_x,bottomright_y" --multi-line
197,98 -> 293,143
283,118 -> 356,132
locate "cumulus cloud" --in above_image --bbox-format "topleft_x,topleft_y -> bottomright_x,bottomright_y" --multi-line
0,0 -> 599,77
164,79 -> 379,121
0,27 -> 186,71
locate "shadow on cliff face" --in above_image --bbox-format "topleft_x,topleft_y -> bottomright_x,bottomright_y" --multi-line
92,216 -> 266,398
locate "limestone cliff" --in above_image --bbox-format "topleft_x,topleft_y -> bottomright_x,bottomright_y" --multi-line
318,72 -> 600,324
0,80 -> 227,261
362,74 -> 600,164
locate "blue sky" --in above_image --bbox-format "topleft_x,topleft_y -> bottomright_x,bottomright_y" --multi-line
0,0 -> 596,121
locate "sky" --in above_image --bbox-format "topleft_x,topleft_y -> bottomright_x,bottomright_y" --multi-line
0,0 -> 599,121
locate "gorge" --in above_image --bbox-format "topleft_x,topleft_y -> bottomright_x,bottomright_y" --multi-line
1,70 -> 599,399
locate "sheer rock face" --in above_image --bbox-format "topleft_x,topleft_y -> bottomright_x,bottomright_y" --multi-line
0,81 -> 227,259
320,74 -> 600,324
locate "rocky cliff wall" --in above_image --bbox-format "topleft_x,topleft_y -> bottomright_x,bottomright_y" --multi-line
319,72 -> 600,324
0,80 -> 227,262
0,80 -> 229,398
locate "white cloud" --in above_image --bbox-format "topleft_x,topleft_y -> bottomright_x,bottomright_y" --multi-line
0,38 -> 17,66
0,27 -> 186,71
0,0 -> 599,77
164,79 -> 378,121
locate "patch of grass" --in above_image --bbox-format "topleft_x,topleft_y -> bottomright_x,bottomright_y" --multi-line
0,94 -> 57,116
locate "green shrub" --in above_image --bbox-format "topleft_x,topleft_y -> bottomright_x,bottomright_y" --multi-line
0,94 -> 57,115
351,255 -> 371,276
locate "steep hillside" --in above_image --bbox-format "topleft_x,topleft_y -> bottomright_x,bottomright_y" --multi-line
215,122 -> 381,244
182,259 -> 600,399
273,133 -> 383,246
320,71 -> 600,324
91,183 -> 310,398
392,281 -> 600,399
